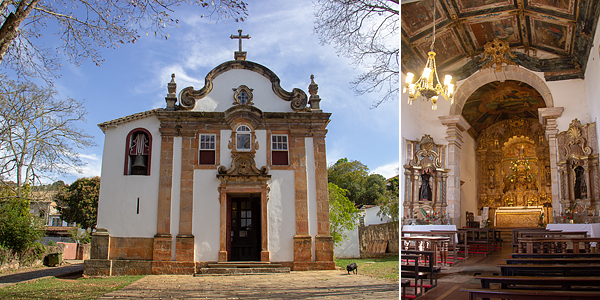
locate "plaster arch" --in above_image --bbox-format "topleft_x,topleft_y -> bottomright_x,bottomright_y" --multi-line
449,66 -> 554,116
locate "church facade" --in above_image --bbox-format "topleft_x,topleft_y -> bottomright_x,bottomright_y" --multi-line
84,43 -> 334,275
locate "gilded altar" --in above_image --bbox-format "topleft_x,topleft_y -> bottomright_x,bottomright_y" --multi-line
495,206 -> 543,227
476,117 -> 552,225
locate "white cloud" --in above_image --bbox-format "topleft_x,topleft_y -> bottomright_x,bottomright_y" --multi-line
371,162 -> 400,179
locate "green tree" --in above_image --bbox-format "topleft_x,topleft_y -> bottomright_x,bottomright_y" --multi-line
0,184 -> 44,253
56,176 -> 100,229
328,182 -> 360,246
0,1 -> 248,80
377,175 -> 399,222
327,158 -> 387,205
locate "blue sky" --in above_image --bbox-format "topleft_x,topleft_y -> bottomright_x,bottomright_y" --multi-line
34,0 -> 399,183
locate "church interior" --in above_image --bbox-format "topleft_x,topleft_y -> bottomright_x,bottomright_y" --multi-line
401,0 -> 600,298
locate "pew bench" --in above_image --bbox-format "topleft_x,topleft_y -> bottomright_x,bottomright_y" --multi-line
503,257 -> 600,265
401,252 -> 440,286
476,275 -> 600,290
461,288 -> 600,300
510,252 -> 600,259
498,263 -> 600,276
400,254 -> 427,297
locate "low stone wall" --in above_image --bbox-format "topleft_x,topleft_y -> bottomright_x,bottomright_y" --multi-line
358,222 -> 399,255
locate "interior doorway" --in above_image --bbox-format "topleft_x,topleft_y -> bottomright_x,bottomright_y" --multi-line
227,193 -> 261,261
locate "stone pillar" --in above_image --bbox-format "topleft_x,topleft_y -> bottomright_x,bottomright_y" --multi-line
290,133 -> 312,270
439,115 -> 470,226
218,187 -> 228,262
261,186 -> 270,262
313,135 -> 334,268
539,107 -> 564,212
176,134 -> 196,262
154,132 -> 174,261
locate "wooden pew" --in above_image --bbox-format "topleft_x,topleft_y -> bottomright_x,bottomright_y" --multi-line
402,230 -> 463,263
459,228 -> 496,255
400,254 -> 425,298
401,236 -> 450,266
517,236 -> 598,254
510,252 -> 600,259
400,250 -> 440,286
431,230 -> 470,259
401,279 -> 410,300
476,275 -> 600,290
461,288 -> 600,300
503,257 -> 600,265
498,263 -> 600,276
511,227 -> 555,251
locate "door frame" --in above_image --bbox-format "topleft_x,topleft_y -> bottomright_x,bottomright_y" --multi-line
218,185 -> 269,262
226,194 -> 261,261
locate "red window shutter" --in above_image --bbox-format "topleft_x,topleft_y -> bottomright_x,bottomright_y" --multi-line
272,151 -> 288,166
199,150 -> 216,165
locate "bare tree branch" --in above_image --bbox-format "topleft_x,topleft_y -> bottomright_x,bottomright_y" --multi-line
0,0 -> 248,81
314,0 -> 398,107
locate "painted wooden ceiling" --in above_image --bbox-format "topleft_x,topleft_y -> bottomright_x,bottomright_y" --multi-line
401,0 -> 600,82
462,80 -> 546,133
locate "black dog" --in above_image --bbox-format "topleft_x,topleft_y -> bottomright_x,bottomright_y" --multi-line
346,262 -> 358,274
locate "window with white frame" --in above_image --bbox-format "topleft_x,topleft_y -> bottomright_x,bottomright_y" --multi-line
199,134 -> 216,165
236,125 -> 251,151
271,134 -> 288,165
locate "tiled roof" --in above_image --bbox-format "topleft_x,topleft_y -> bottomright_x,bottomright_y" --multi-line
97,109 -> 160,131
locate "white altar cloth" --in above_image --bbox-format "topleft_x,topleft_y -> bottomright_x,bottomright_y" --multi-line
546,223 -> 600,238
402,225 -> 458,242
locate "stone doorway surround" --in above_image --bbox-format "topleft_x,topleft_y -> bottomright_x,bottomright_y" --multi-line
441,66 -> 563,224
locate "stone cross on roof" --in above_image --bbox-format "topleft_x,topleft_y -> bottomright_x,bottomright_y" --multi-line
230,29 -> 250,61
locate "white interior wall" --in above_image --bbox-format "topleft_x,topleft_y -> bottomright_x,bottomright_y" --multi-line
460,134 -> 477,228
97,117 -> 161,238
585,18 -> 600,150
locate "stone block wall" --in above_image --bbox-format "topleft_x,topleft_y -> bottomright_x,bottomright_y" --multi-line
358,222 -> 399,254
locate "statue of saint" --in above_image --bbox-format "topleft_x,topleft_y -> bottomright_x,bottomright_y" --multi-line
574,165 -> 587,199
419,169 -> 432,201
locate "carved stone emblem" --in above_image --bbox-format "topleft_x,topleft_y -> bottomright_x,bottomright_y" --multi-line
232,85 -> 254,106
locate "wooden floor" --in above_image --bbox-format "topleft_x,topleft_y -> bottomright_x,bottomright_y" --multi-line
413,240 -> 511,300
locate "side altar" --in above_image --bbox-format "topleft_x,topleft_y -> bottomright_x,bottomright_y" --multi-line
495,206 -> 543,227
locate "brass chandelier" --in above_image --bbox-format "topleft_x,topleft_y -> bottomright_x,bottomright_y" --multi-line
403,0 -> 454,110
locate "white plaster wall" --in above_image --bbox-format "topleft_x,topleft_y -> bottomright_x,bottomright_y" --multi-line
460,134 -> 477,228
255,130 -> 267,168
96,116 -> 160,238
268,170 -> 296,262
171,137 -> 182,261
333,226 -> 360,259
194,69 -> 295,113
585,17 -> 600,151
545,79 -> 589,131
305,137 -> 318,260
192,170 -> 221,262
220,130 -> 232,168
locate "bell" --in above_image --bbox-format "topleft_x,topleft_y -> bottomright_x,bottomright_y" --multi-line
132,155 -> 146,168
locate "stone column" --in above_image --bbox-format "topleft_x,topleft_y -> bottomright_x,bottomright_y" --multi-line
176,133 -> 196,262
290,133 -> 312,270
539,107 -> 564,212
153,132 -> 175,261
439,115 -> 470,226
313,134 -> 334,269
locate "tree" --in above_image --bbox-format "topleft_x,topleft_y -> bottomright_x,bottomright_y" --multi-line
328,182 -> 359,246
377,175 -> 398,222
327,158 -> 387,205
0,0 -> 248,79
314,0 -> 399,107
56,176 -> 100,229
0,184 -> 44,253
0,79 -> 94,195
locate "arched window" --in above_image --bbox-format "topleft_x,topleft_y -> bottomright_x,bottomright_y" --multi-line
236,125 -> 251,151
125,128 -> 152,175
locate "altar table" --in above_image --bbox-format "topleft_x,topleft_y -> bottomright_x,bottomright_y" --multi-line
402,225 -> 458,242
546,223 -> 600,246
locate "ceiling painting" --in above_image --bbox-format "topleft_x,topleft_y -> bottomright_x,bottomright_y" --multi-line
456,0 -> 513,14
530,16 -> 573,53
461,81 -> 546,133
465,14 -> 520,49
415,28 -> 465,66
401,0 -> 448,38
401,0 -> 598,81
528,0 -> 575,15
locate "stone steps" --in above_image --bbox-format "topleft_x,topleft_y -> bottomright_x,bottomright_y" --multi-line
195,261 -> 290,276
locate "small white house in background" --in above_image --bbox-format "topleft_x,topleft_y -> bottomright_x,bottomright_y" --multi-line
334,205 -> 392,259
86,41 -> 336,276
360,205 -> 392,227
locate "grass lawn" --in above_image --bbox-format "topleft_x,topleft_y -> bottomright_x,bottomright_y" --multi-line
335,255 -> 399,282
0,274 -> 144,300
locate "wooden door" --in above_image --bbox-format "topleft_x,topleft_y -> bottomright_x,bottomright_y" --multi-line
229,196 -> 261,261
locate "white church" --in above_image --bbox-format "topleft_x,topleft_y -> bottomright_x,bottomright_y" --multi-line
84,31 -> 335,275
